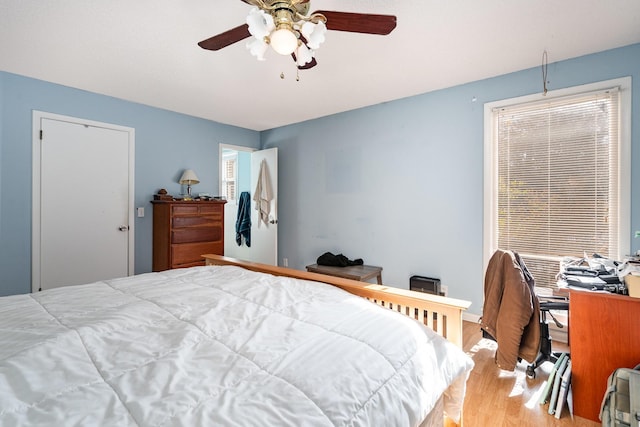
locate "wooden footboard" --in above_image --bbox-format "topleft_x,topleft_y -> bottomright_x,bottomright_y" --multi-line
202,255 -> 471,348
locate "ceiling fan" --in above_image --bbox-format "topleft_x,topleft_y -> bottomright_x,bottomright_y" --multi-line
198,0 -> 397,70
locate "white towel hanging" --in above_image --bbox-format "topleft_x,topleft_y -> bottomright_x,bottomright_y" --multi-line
253,159 -> 273,227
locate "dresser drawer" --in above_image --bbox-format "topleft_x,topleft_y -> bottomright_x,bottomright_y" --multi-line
171,241 -> 222,266
172,260 -> 207,268
172,205 -> 199,215
172,216 -> 219,228
172,227 -> 222,244
172,204 -> 223,216
198,204 -> 222,215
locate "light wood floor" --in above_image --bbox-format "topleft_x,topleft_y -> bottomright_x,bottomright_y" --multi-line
460,321 -> 599,427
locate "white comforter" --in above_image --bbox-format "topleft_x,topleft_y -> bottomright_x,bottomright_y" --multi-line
0,266 -> 473,426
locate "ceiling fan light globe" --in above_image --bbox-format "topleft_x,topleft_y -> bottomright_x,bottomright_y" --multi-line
296,42 -> 314,66
301,21 -> 327,50
247,37 -> 269,61
269,28 -> 298,55
247,7 -> 274,39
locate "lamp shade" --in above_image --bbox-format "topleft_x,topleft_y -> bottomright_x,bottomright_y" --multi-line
247,37 -> 269,61
295,42 -> 313,66
179,169 -> 200,185
301,21 -> 326,50
247,7 -> 274,39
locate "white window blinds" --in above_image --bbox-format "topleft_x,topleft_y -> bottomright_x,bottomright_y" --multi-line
222,156 -> 237,201
493,87 -> 620,288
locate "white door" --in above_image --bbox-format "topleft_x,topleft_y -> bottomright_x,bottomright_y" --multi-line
32,112 -> 135,291
221,146 -> 278,265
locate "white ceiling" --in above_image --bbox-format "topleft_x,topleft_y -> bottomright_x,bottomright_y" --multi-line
1,0 -> 639,131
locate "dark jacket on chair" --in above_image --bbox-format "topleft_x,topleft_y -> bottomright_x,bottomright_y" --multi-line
480,249 -> 541,371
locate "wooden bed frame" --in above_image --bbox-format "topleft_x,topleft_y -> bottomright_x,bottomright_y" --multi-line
203,254 -> 471,349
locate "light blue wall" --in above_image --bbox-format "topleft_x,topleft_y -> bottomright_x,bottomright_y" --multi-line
263,43 -> 640,315
1,44 -> 638,314
0,72 -> 260,296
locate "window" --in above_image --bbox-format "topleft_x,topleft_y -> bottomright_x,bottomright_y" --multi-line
484,78 -> 631,290
221,151 -> 237,202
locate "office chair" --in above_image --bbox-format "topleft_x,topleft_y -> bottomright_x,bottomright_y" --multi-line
525,295 -> 569,379
481,249 -> 569,378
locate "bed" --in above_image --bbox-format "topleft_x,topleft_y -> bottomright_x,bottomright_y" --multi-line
0,255 -> 474,426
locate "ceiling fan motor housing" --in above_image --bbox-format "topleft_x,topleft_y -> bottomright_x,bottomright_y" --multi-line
273,7 -> 295,32
270,0 -> 310,17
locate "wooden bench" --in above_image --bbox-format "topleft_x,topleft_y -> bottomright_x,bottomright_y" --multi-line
305,263 -> 383,284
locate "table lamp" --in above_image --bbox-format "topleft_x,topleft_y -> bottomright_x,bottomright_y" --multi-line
179,169 -> 200,196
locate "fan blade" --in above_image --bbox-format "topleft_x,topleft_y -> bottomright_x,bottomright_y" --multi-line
299,58 -> 317,70
198,24 -> 251,51
313,10 -> 397,35
291,54 -> 317,70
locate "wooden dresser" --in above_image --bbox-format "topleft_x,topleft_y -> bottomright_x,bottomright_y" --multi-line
151,200 -> 226,271
569,289 -> 640,421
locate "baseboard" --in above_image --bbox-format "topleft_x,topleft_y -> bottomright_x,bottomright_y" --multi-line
463,312 -> 481,323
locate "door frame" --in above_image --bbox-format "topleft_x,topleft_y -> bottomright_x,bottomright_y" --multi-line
219,143 -> 256,257
31,111 -> 135,292
219,143 -> 278,265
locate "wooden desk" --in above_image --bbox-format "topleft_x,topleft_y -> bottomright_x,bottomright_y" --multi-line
305,264 -> 383,284
569,289 -> 640,422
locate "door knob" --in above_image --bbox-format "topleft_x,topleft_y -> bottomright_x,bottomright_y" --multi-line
269,219 -> 278,224
119,225 -> 129,231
